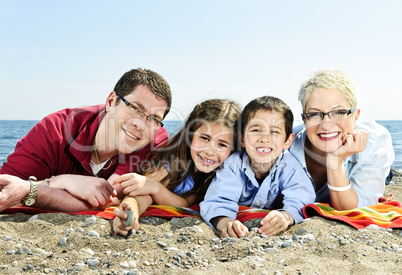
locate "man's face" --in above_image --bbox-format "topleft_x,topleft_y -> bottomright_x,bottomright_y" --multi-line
106,85 -> 167,154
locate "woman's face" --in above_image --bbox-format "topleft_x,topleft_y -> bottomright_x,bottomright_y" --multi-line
304,88 -> 360,154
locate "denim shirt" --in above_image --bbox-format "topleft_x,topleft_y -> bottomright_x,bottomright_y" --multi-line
200,150 -> 315,227
163,162 -> 194,195
289,120 -> 395,207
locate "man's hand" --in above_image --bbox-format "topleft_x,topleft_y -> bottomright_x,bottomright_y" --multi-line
258,210 -> 293,236
0,174 -> 31,211
50,175 -> 117,208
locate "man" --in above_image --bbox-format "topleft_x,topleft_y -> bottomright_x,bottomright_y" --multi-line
0,68 -> 171,212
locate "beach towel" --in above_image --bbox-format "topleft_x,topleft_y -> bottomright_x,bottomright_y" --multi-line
0,205 -> 270,222
2,200 -> 402,230
302,200 -> 402,229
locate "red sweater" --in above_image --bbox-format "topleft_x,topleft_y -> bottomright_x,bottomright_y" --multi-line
0,105 -> 168,180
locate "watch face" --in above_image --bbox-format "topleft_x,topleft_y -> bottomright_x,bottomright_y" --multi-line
25,198 -> 36,206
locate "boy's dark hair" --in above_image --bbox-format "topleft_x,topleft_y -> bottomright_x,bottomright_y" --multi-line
240,96 -> 294,139
114,68 -> 172,118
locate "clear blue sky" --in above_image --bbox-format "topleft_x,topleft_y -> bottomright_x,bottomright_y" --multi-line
1,1 -> 401,121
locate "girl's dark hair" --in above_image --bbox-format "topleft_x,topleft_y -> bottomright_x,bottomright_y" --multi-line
143,99 -> 241,203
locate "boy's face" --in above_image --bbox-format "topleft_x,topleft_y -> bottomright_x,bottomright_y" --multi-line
241,109 -> 294,172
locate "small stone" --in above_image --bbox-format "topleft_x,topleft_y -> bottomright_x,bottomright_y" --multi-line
120,261 -> 129,268
265,248 -> 279,253
76,227 -> 84,233
85,216 -> 96,225
28,215 -> 39,221
297,228 -> 309,235
87,259 -> 99,267
80,248 -> 95,256
17,246 -> 31,255
59,237 -> 67,246
128,260 -> 137,268
124,209 -> 135,227
165,233 -> 174,238
87,230 -> 100,237
32,248 -> 47,255
156,241 -> 167,247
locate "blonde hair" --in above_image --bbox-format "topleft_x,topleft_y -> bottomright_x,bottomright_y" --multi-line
298,69 -> 358,112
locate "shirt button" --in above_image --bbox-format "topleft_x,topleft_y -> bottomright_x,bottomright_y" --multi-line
256,200 -> 260,205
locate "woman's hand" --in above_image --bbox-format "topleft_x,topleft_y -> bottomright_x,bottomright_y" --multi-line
327,130 -> 368,169
258,210 -> 293,236
113,173 -> 161,197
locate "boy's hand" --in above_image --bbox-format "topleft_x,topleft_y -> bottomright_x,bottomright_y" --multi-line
221,220 -> 249,238
258,210 -> 293,236
113,201 -> 138,236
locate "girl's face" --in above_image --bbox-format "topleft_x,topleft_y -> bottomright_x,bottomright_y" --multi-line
304,88 -> 360,154
190,122 -> 233,173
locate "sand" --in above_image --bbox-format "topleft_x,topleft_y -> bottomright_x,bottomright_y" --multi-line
0,171 -> 401,274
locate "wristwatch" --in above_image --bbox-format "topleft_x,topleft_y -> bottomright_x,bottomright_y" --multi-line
21,176 -> 38,206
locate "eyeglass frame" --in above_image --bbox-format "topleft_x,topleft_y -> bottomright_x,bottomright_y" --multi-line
301,108 -> 356,123
117,95 -> 164,128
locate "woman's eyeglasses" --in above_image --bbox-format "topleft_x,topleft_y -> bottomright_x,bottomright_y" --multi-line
302,108 -> 356,124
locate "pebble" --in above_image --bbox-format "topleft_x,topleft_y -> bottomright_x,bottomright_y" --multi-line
85,216 -> 96,225
59,237 -> 67,246
28,215 -> 39,221
87,230 -> 100,237
17,246 -> 31,255
156,241 -> 167,247
80,248 -> 95,256
87,259 -> 100,267
124,209 -> 135,227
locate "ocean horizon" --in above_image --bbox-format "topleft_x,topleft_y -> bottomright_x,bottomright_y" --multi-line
0,120 -> 401,171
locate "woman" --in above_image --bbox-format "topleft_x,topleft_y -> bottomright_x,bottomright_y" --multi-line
290,69 -> 394,210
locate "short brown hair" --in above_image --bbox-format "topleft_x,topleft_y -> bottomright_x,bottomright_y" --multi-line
114,68 -> 172,118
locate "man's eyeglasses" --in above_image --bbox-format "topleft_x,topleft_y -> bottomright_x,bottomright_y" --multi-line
302,108 -> 356,124
118,95 -> 164,128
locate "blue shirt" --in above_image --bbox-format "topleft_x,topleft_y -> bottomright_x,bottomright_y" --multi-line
163,162 -> 194,195
200,150 -> 315,227
289,120 -> 395,207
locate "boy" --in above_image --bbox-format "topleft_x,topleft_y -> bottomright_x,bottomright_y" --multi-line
200,96 -> 315,238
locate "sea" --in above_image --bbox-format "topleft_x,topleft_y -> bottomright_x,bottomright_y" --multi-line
0,120 -> 401,172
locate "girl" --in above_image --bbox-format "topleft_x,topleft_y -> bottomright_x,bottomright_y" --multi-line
113,99 -> 241,236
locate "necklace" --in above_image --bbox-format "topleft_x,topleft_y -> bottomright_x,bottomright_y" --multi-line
93,145 -> 113,170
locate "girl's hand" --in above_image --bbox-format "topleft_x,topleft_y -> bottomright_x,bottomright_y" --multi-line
113,201 -> 138,236
258,210 -> 293,236
221,220 -> 249,238
327,130 -> 368,168
113,173 -> 160,197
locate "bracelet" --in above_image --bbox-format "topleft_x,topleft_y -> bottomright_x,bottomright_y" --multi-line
327,181 -> 352,192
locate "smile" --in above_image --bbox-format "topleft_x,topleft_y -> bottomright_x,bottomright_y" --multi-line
199,155 -> 216,165
256,147 -> 272,153
122,127 -> 140,140
318,132 -> 340,140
